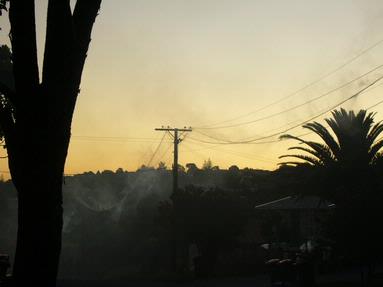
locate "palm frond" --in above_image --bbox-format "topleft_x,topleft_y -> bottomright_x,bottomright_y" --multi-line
281,108 -> 382,169
367,121 -> 383,146
369,138 -> 383,163
288,145 -> 333,164
279,154 -> 322,166
278,161 -> 313,167
303,122 -> 340,159
279,134 -> 304,142
280,133 -> 334,164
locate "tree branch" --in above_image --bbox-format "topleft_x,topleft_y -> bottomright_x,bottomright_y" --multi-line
61,0 -> 102,115
42,0 -> 74,86
40,0 -> 101,130
73,0 -> 102,53
70,0 -> 102,94
8,0 -> 39,106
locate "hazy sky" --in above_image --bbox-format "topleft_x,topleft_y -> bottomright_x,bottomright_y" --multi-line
1,0 -> 383,176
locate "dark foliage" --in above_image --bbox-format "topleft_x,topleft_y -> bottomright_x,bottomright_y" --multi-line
280,108 -> 383,278
159,185 -> 252,276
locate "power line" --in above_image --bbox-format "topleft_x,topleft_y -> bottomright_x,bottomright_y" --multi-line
195,63 -> 383,130
188,74 -> 383,145
182,141 -> 277,164
3,94 -> 383,177
282,95 -> 383,140
195,37 -> 383,129
193,75 -> 383,143
146,133 -> 166,167
154,141 -> 173,167
367,98 -> 383,110
72,135 -> 170,143
253,79 -> 383,142
73,136 -> 160,139
181,142 -> 208,161
0,170 -> 80,177
242,81 -> 383,141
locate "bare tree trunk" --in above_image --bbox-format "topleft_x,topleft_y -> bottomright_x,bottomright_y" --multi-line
1,1 -> 102,285
9,123 -> 70,286
13,176 -> 64,286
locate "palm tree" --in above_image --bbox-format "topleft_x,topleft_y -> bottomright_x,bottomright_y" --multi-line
279,108 -> 383,168
280,109 -> 383,272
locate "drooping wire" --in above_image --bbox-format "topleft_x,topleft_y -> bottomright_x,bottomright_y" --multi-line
195,63 -> 383,130
146,132 -> 166,167
72,135 -> 170,143
182,141 -> 277,164
195,37 -> 383,129
154,141 -> 173,168
189,74 -> 383,144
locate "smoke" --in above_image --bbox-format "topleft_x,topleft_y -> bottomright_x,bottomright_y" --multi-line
62,170 -> 171,232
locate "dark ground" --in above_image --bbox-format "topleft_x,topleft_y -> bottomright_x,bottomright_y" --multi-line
57,268 -> 383,287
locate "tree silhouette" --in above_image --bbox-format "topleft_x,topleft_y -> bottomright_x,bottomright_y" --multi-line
280,109 -> 383,272
157,161 -> 167,170
278,108 -> 383,203
186,162 -> 198,175
279,109 -> 383,168
0,1 -> 101,285
202,158 -> 213,170
159,185 -> 251,277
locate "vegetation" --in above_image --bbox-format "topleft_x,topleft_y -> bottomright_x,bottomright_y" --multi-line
159,185 -> 251,276
280,108 -> 383,279
0,166 -> 288,279
279,109 -> 383,168
0,0 -> 380,284
0,130 -> 382,281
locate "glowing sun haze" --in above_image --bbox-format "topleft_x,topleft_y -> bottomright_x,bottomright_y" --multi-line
1,0 -> 383,176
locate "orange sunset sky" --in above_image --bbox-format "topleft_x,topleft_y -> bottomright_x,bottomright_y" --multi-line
1,0 -> 383,177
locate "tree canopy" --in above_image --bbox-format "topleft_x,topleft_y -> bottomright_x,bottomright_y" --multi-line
279,109 -> 383,168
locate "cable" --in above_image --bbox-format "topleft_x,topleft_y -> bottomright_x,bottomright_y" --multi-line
72,135 -> 171,143
282,95 -> 383,140
195,37 -> 383,129
146,133 -> 166,167
0,170 -> 80,177
136,133 -> 164,166
188,74 -> 383,144
181,142 -> 207,161
154,142 -> 173,167
367,98 -> 383,110
195,64 -> 383,130
183,141 -> 277,164
249,81 -> 383,141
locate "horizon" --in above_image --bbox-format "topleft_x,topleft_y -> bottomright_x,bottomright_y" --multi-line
1,0 -> 383,178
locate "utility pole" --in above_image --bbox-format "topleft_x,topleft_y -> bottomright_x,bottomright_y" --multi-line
155,126 -> 192,194
155,126 -> 192,274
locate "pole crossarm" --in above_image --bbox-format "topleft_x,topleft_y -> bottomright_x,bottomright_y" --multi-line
155,127 -> 192,132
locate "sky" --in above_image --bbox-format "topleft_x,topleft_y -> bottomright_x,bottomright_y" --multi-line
1,0 -> 383,176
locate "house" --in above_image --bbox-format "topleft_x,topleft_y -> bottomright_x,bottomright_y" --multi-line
253,196 -> 334,245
